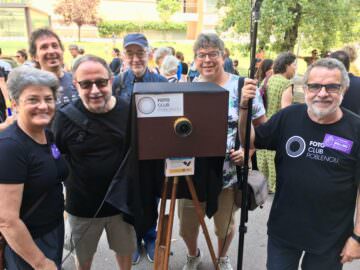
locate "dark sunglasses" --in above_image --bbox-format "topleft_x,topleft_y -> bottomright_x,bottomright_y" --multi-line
76,78 -> 110,90
306,83 -> 342,94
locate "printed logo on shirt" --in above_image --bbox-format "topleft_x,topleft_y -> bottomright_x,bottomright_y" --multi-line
285,136 -> 339,164
285,136 -> 306,158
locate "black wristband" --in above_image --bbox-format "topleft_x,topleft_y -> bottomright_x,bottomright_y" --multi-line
239,105 -> 248,110
351,232 -> 360,244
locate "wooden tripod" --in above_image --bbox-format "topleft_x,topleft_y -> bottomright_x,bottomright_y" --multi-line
154,175 -> 219,270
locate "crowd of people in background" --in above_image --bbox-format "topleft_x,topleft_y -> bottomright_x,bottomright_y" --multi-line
0,28 -> 360,270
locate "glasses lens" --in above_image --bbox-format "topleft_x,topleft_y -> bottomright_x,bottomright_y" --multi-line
325,84 -> 341,93
307,84 -> 321,92
78,80 -> 93,89
94,79 -> 109,88
209,51 -> 220,59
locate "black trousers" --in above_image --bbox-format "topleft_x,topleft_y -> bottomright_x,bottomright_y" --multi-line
5,222 -> 64,270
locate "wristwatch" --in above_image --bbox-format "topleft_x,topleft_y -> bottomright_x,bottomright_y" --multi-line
351,232 -> 360,244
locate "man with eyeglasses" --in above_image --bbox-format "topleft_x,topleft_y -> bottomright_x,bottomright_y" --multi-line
179,33 -> 266,270
112,33 -> 167,99
53,55 -> 135,270
112,33 -> 167,265
29,28 -> 78,106
239,58 -> 360,269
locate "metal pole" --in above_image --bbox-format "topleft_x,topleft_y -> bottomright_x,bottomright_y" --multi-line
237,1 -> 263,269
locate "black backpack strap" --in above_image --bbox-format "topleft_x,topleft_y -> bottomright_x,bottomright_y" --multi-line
59,104 -> 120,144
114,72 -> 126,96
59,103 -> 91,132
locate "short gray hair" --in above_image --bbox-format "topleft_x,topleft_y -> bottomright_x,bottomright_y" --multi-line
154,47 -> 171,66
160,55 -> 179,76
7,67 -> 59,101
303,58 -> 350,90
72,55 -> 112,78
193,33 -> 225,57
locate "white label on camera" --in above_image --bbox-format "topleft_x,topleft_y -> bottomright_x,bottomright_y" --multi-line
165,157 -> 195,177
136,93 -> 184,118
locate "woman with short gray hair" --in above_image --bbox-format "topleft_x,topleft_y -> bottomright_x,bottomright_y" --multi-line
153,47 -> 171,73
160,55 -> 179,82
0,67 -> 68,270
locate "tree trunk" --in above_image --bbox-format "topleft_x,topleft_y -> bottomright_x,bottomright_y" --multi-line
280,3 -> 302,52
77,24 -> 81,42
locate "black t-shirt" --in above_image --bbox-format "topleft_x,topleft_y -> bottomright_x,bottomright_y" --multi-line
0,68 -> 5,122
109,58 -> 122,75
181,62 -> 188,75
53,97 -> 129,217
57,72 -> 78,106
341,73 -> 360,116
255,104 -> 360,254
0,123 -> 67,238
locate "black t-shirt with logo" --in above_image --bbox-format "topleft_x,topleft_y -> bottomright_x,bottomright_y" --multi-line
255,104 -> 360,254
53,97 -> 129,218
0,123 -> 67,238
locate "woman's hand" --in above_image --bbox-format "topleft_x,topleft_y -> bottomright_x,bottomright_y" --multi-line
35,258 -> 57,270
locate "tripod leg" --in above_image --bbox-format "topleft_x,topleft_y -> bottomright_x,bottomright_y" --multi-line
185,176 -> 219,270
163,176 -> 179,270
154,177 -> 169,270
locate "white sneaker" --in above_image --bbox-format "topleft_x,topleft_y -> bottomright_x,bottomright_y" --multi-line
218,256 -> 233,270
182,249 -> 202,270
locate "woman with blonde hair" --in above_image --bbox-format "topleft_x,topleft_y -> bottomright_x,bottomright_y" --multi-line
342,45 -> 360,76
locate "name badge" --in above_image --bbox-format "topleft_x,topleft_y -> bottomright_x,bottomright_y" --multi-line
323,134 -> 353,154
50,144 -> 61,159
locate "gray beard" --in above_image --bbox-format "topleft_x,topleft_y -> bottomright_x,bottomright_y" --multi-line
306,95 -> 343,119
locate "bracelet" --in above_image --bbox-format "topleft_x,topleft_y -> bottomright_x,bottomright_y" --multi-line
351,232 -> 360,244
239,105 -> 248,110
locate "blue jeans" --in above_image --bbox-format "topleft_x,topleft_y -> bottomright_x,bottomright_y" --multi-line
267,236 -> 343,270
5,222 -> 64,270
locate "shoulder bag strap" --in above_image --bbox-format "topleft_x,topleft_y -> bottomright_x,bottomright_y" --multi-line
59,104 -> 119,144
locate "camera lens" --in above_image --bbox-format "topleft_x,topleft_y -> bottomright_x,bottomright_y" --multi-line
174,117 -> 193,138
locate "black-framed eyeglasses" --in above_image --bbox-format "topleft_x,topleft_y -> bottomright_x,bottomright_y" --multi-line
76,78 -> 110,90
196,51 -> 221,60
306,83 -> 342,94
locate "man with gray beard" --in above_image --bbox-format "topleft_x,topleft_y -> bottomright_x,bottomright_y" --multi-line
239,58 -> 360,269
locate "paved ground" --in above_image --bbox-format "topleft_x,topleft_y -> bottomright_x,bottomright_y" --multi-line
62,194 -> 360,270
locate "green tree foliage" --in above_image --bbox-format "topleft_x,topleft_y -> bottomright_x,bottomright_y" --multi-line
156,0 -> 182,22
218,0 -> 360,53
98,21 -> 186,37
54,0 -> 100,41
